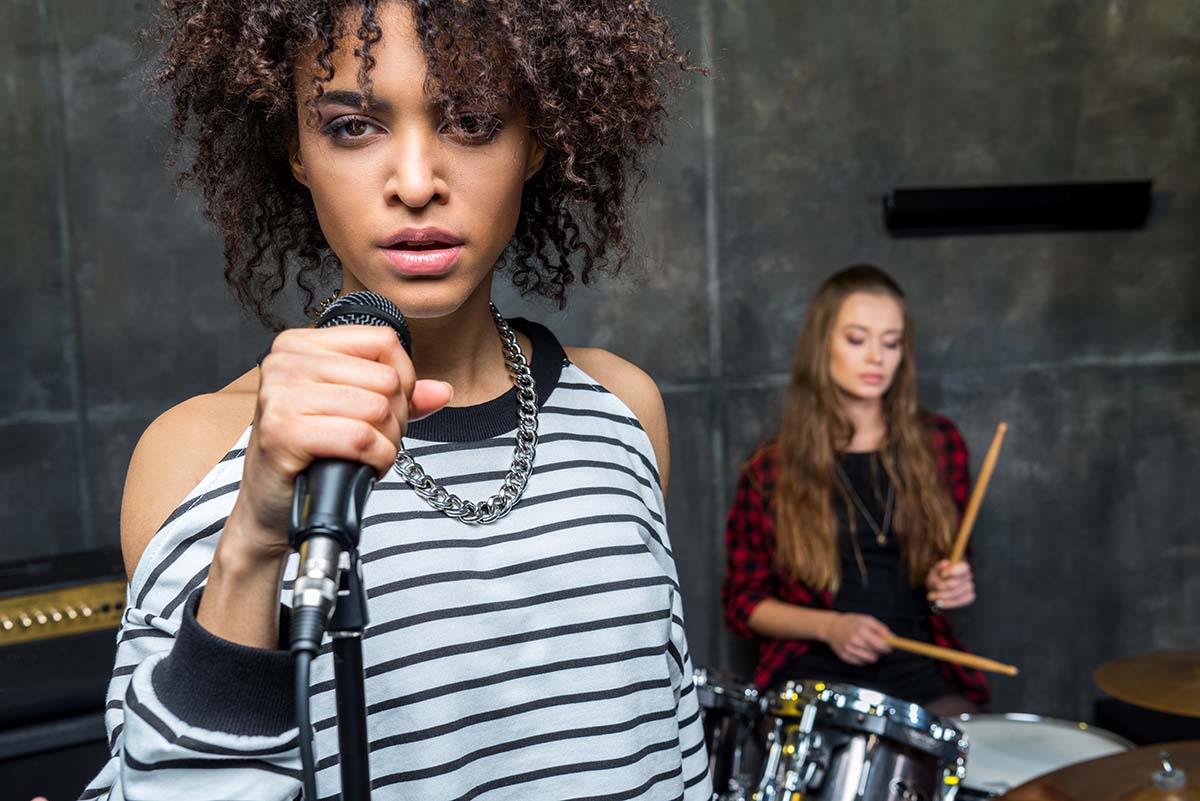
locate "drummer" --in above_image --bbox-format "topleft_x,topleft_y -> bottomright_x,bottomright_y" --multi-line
721,264 -> 989,716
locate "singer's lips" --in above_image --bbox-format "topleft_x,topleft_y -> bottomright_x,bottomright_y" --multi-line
380,228 -> 464,249
380,228 -> 464,275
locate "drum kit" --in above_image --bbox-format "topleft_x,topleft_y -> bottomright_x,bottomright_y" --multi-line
694,426 -> 1198,799
695,651 -> 1200,801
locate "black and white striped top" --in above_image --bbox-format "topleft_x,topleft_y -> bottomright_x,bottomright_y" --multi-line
81,320 -> 711,801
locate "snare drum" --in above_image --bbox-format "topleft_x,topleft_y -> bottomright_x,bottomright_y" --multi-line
754,680 -> 968,801
955,713 -> 1132,799
694,668 -> 765,800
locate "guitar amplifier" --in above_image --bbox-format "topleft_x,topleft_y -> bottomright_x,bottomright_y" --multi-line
0,551 -> 126,800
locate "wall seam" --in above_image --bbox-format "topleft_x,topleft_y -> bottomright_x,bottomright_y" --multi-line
37,0 -> 96,545
699,0 -> 727,665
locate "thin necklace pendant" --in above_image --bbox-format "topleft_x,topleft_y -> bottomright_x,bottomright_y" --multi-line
836,460 -> 894,546
879,483 -> 894,545
875,483 -> 893,546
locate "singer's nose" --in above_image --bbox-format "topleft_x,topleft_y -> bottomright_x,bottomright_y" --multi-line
385,130 -> 446,208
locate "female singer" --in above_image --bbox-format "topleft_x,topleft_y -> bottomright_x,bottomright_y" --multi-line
722,264 -> 989,716
83,2 -> 710,799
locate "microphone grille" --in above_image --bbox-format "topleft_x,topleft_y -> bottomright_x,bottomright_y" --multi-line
315,290 -> 412,355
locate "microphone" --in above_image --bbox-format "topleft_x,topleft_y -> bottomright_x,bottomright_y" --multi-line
288,290 -> 412,654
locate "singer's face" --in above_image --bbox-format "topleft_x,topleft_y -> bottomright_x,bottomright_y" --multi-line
828,292 -> 904,401
288,4 -> 544,319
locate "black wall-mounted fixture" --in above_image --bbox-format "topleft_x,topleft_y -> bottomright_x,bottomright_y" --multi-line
882,180 -> 1153,237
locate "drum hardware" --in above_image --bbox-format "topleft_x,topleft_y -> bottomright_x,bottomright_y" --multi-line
1127,751 -> 1199,800
753,682 -> 823,801
1121,749 -> 1200,801
753,680 -> 968,801
693,669 -> 1150,800
694,668 -> 768,801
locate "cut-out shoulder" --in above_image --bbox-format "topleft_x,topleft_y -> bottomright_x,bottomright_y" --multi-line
563,346 -> 670,495
119,369 -> 259,579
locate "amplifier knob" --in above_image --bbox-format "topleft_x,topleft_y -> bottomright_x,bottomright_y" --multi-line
49,608 -> 64,623
19,613 -> 33,628
33,611 -> 48,625
81,605 -> 94,618
1,616 -> 13,631
65,606 -> 79,620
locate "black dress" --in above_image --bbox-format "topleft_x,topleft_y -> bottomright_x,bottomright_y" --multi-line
782,451 -> 957,705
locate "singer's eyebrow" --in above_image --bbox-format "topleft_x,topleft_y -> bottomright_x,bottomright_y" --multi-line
315,89 -> 393,114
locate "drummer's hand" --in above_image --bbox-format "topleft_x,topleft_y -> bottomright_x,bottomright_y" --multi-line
823,613 -> 892,665
926,559 -> 975,610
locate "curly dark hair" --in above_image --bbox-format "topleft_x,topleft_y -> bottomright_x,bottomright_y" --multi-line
153,0 -> 697,329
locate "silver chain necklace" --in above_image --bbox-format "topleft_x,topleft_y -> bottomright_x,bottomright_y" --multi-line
392,303 -> 538,524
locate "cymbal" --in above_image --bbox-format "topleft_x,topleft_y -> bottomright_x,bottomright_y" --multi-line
999,741 -> 1200,801
1095,651 -> 1200,718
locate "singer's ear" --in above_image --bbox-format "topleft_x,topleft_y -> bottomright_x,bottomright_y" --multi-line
289,138 -> 310,188
524,135 -> 546,182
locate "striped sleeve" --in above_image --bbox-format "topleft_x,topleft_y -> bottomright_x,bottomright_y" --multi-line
79,586 -> 302,801
668,588 -> 712,799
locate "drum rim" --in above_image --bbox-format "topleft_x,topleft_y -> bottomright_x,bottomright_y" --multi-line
774,678 -> 966,754
955,712 -> 1135,750
787,678 -> 956,725
693,668 -> 761,713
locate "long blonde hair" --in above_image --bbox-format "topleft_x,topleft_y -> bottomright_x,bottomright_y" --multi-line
773,265 -> 957,593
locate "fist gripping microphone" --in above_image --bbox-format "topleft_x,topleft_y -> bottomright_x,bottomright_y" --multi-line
288,290 -> 412,655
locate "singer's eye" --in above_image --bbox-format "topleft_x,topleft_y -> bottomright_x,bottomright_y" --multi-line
440,112 -> 503,144
322,115 -> 383,144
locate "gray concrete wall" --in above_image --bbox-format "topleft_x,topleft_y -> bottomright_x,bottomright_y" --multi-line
3,0 -> 1197,724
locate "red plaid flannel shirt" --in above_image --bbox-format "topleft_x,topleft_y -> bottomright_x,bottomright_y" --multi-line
721,412 -> 990,705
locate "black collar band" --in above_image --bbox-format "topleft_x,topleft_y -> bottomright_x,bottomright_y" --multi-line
404,317 -> 565,443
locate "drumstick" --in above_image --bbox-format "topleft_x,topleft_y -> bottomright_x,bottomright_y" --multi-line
949,422 -> 1007,563
886,635 -> 1019,676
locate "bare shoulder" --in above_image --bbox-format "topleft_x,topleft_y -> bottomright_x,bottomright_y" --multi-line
564,346 -> 670,494
120,368 -> 259,579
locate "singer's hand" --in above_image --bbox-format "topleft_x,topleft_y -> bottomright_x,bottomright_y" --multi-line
232,325 -> 452,558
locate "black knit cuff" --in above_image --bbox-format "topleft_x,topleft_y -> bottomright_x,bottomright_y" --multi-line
152,589 -> 296,736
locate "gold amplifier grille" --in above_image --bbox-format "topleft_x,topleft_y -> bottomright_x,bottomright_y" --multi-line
0,579 -> 127,646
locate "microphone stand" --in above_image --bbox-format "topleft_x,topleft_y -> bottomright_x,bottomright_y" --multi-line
329,550 -> 372,801
292,293 -> 412,801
